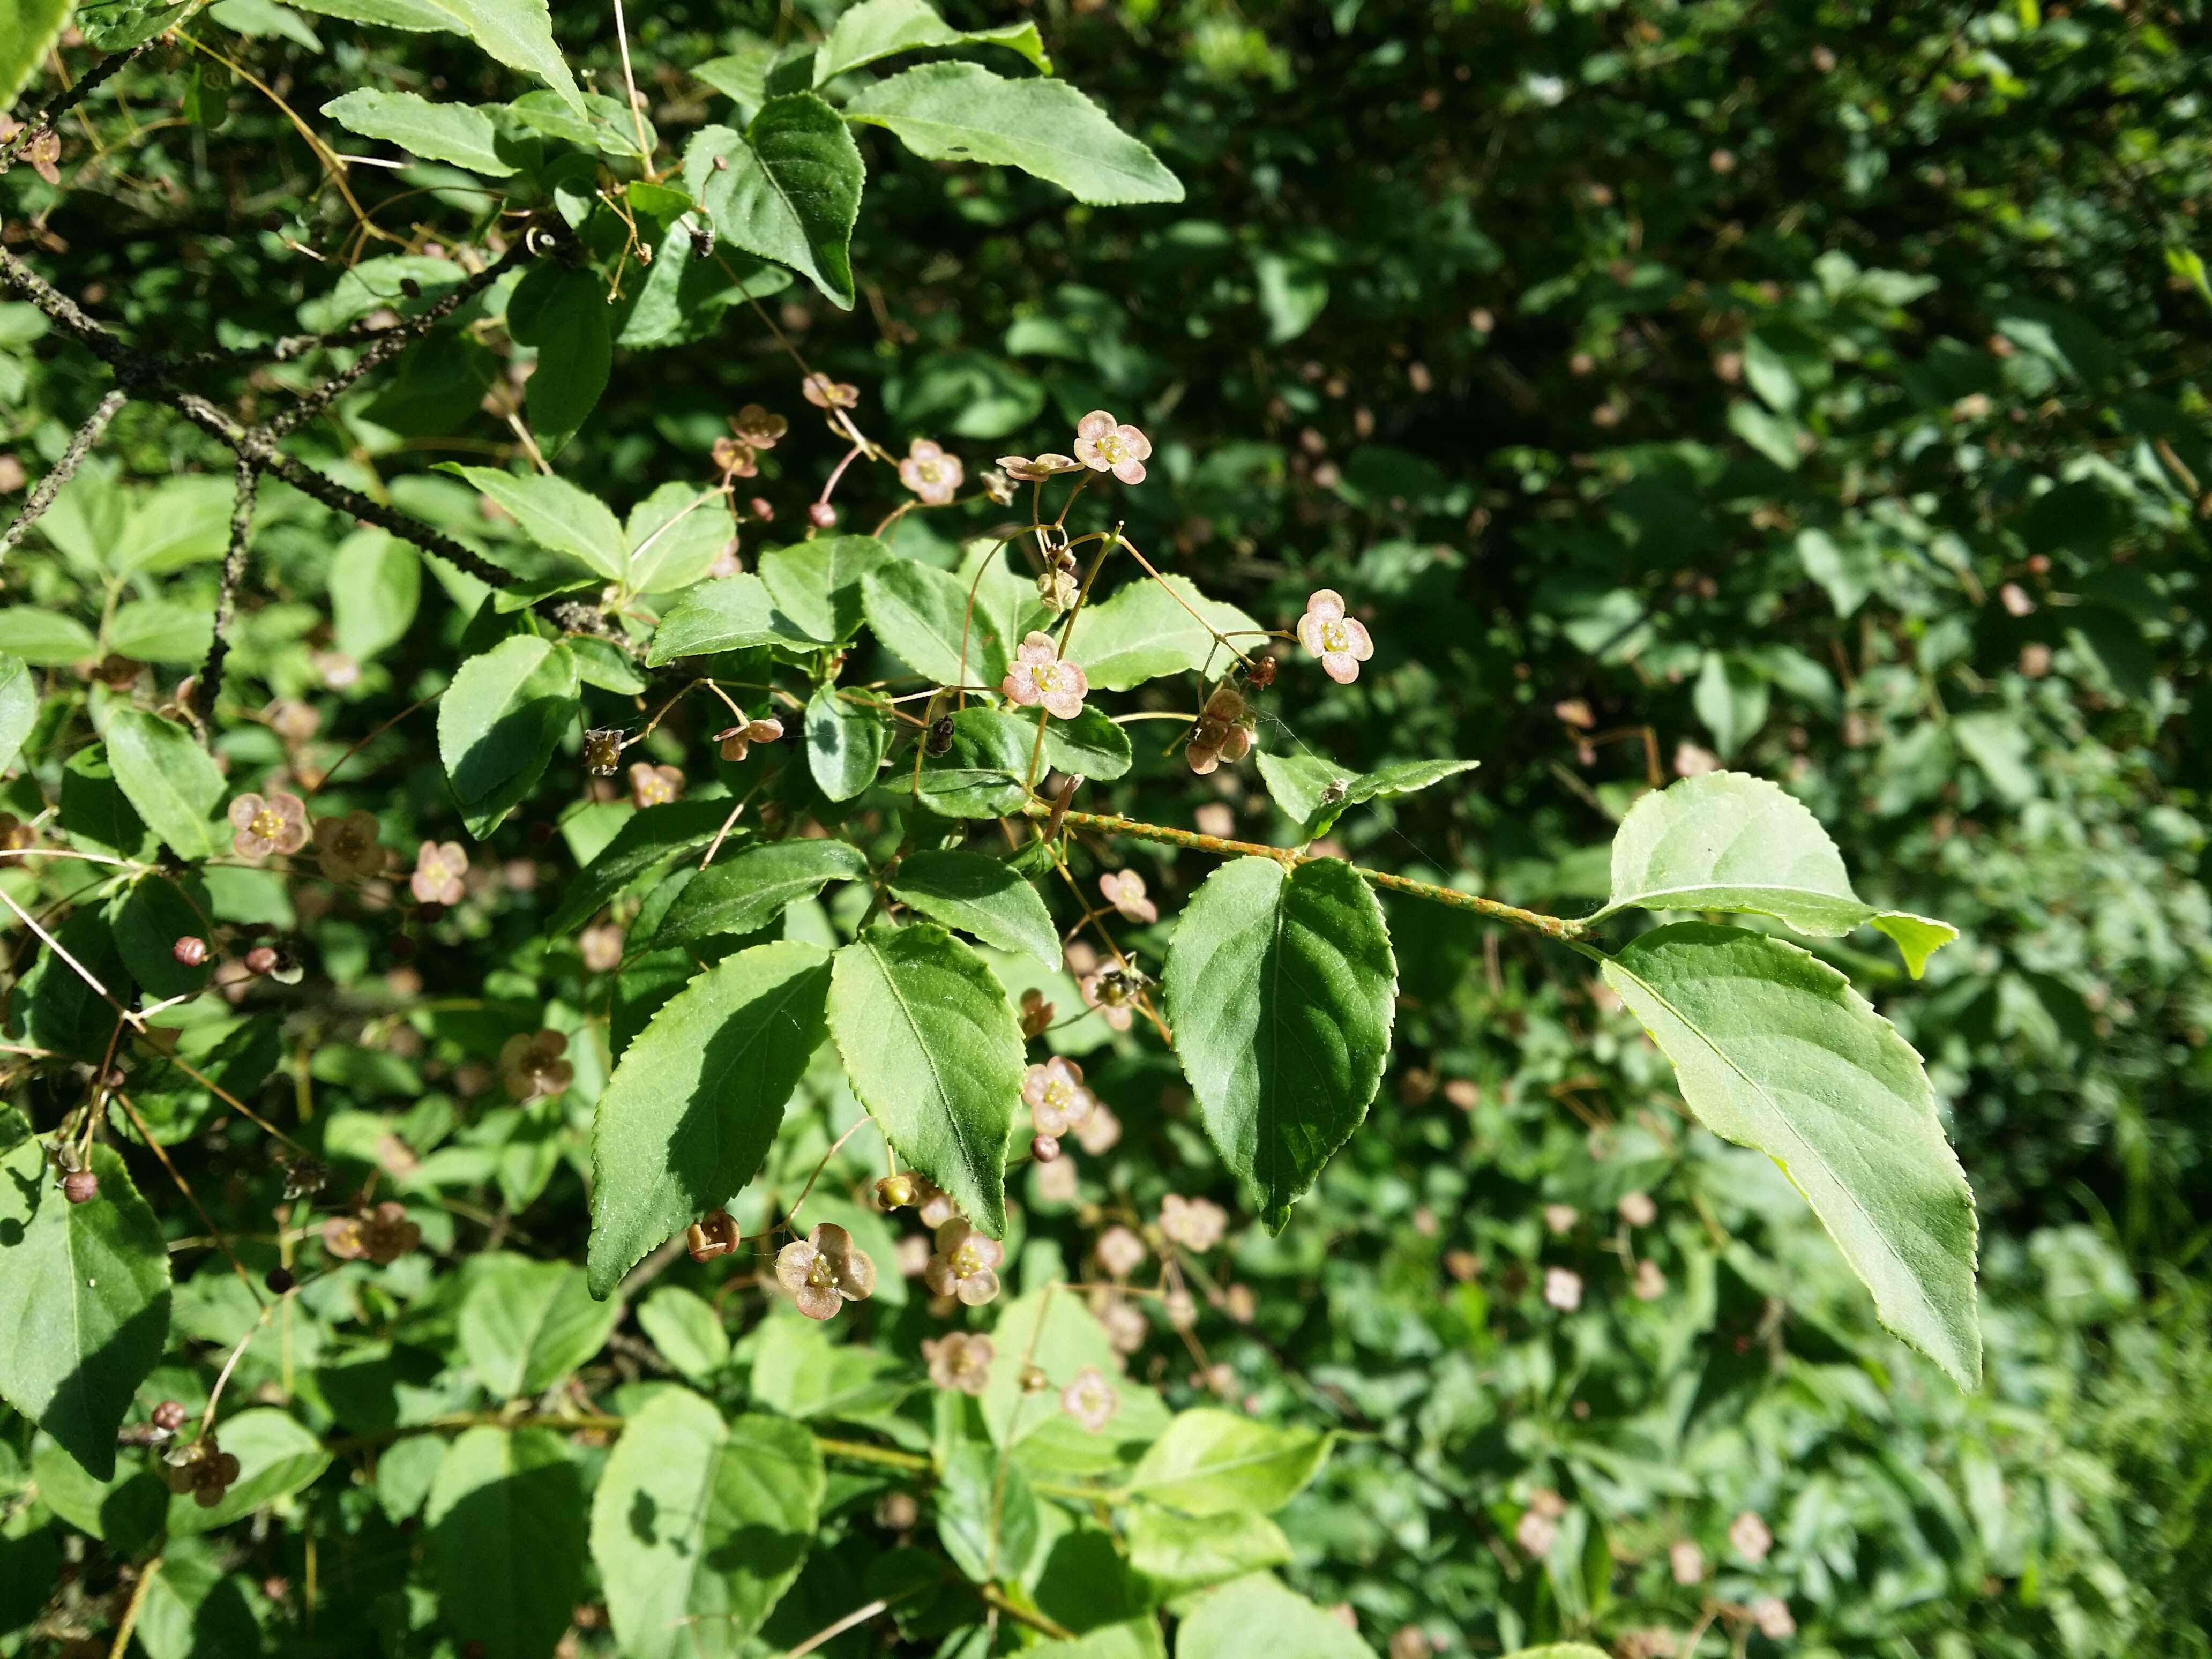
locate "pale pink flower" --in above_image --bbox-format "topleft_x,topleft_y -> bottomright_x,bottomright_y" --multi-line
1729,1509 -> 1773,1564
1035,1154 -> 1080,1204
1000,631 -> 1088,721
1674,741 -> 1721,778
228,792 -> 310,860
410,840 -> 468,905
1669,1539 -> 1705,1585
1072,409 -> 1151,485
1633,1259 -> 1667,1301
801,373 -> 860,409
1296,589 -> 1374,685
923,1219 -> 1003,1306
1074,1100 -> 1122,1154
1515,1508 -> 1558,1557
1750,1598 -> 1795,1640
1079,970 -> 1135,1032
1060,1366 -> 1119,1432
1618,1190 -> 1657,1228
776,1222 -> 877,1320
898,438 -> 964,506
1095,1224 -> 1145,1278
1195,802 -> 1236,838
579,925 -> 625,973
922,1332 -> 993,1395
733,404 -> 787,448
1543,1204 -> 1579,1236
1096,1294 -> 1147,1354
1022,1057 -> 1096,1137
1098,870 -> 1157,924
998,453 -> 1081,481
1543,1267 -> 1583,1311
1159,1194 -> 1228,1253
629,762 -> 683,809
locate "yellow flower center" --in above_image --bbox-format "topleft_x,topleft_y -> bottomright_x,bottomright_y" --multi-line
806,1253 -> 837,1290
1042,1077 -> 1073,1111
952,1242 -> 984,1277
1319,619 -> 1350,653
1095,431 -> 1130,464
250,808 -> 283,841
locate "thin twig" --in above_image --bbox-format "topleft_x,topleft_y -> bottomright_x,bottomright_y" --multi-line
1,388 -> 125,557
3,39 -> 160,168
197,454 -> 260,716
106,1555 -> 163,1659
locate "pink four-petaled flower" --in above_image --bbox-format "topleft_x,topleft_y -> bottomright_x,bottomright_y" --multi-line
1000,631 -> 1089,720
1297,589 -> 1376,685
898,438 -> 964,506
228,791 -> 310,861
1073,410 -> 1152,485
1098,870 -> 1157,924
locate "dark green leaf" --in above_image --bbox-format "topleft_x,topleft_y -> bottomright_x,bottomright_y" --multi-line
683,96 -> 864,310
105,711 -> 223,862
427,1426 -> 590,1659
437,634 -> 579,838
805,685 -> 891,801
889,848 -> 1058,967
650,839 -> 869,948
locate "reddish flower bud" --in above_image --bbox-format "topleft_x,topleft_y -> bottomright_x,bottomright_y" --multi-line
172,936 -> 209,967
265,1267 -> 296,1295
686,1209 -> 741,1262
808,501 -> 838,528
244,946 -> 279,976
152,1400 -> 187,1432
63,1169 -> 99,1204
1031,1133 -> 1062,1163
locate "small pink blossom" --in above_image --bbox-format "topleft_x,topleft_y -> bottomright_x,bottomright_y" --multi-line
1543,1204 -> 1579,1236
1079,969 -> 1136,1032
1670,1539 -> 1705,1585
228,792 -> 310,860
1159,1194 -> 1228,1253
1543,1266 -> 1583,1311
776,1222 -> 877,1320
898,438 -> 964,506
1074,1100 -> 1122,1154
1095,1293 -> 1147,1353
1728,1509 -> 1773,1563
801,373 -> 860,409
1000,631 -> 1088,721
1060,1366 -> 1119,1432
1022,1057 -> 1096,1137
923,1219 -> 1003,1306
923,1332 -> 993,1395
1633,1259 -> 1667,1301
1618,1190 -> 1657,1228
1095,1225 -> 1145,1278
1515,1507 -> 1558,1557
733,404 -> 787,448
998,452 -> 1082,481
1034,1154 -> 1080,1204
1098,870 -> 1157,924
1750,1598 -> 1795,1640
1296,589 -> 1374,685
1072,410 -> 1151,485
630,762 -> 683,809
410,840 -> 468,906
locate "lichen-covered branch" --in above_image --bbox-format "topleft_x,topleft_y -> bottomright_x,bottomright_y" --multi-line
0,387 -> 125,557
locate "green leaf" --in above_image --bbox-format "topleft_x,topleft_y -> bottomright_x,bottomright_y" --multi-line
1504,1649 -> 1613,1659
846,63 -> 1183,207
588,1392 -> 823,1659
635,1286 -> 730,1382
0,653 -> 36,775
651,839 -> 869,948
437,634 -> 579,839
286,0 -> 585,111
0,1110 -> 172,1481
166,1407 -> 331,1533
548,797 -> 739,935
977,1290 -> 1166,1468
1043,705 -> 1133,782
105,710 -> 225,862
813,0 -> 1050,84
1126,1410 -> 1330,1516
106,599 -> 214,663
914,707 -> 1034,819
625,483 -> 733,594
647,573 -> 831,662
937,1440 -> 1040,1582
321,88 -> 518,174
457,1254 -> 621,1395
74,0 -> 191,51
683,96 -> 863,310
111,875 -> 216,1001
804,685 -> 890,801
1175,1574 -> 1376,1659
748,1313 -> 909,1419
426,1426 -> 590,1659
759,535 -> 893,643
525,266 -> 612,453
450,466 -> 626,583
1252,751 -> 1476,841
507,87 -> 648,156
1597,772 -> 1955,977
0,607 -> 98,664
861,547 -> 1012,687
1693,651 -> 1769,757
22,911 -> 127,1063
694,43 -> 779,115
890,849 -> 1058,968
1063,573 -> 1260,692
587,940 -> 834,1295
1161,858 -> 1396,1232
828,924 -> 1025,1235
1599,922 -> 1982,1388
1127,1505 -> 1293,1601
330,528 -> 423,661
0,0 -> 73,107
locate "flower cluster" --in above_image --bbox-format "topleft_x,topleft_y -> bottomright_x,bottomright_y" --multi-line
1185,685 -> 1256,775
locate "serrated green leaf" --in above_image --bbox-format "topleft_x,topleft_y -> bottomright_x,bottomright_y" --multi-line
437,634 -> 578,838
828,924 -> 1025,1234
805,685 -> 890,801
0,1109 -> 172,1481
683,96 -> 863,310
549,797 -> 741,935
1162,858 -> 1396,1231
1043,704 -> 1133,782
286,0 -> 584,111
861,548 -> 1012,687
105,710 -> 224,862
1127,1410 -> 1330,1516
0,653 -> 37,774
890,849 -> 1058,968
759,535 -> 893,643
846,63 -> 1183,206
587,941 -> 833,1295
1599,922 -> 1981,1388
651,839 -> 868,948
1175,1574 -> 1376,1659
647,573 -> 831,662
457,1254 -> 619,1395
321,88 -> 518,174
626,483 -> 733,594
450,466 -> 626,582
1062,573 -> 1260,692
813,0 -> 1050,84
915,707 -> 1034,818
1252,751 -> 1476,841
588,1392 -> 823,1659
1,0 -> 74,107
426,1426 -> 589,1659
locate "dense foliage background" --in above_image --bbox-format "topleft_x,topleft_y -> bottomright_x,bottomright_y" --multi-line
3,0 -> 2209,1655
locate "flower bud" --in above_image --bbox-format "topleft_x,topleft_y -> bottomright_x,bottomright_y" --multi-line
1020,1364 -> 1050,1393
244,945 -> 279,976
685,1209 -> 741,1262
152,1400 -> 187,1432
1030,1133 -> 1061,1163
875,1173 -> 918,1210
63,1169 -> 99,1204
172,936 -> 209,967
265,1267 -> 295,1295
808,501 -> 838,529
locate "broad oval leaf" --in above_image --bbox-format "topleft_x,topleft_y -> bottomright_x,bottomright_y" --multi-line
0,607 -> 96,664
650,839 -> 869,948
1162,857 -> 1396,1232
437,633 -> 579,838
0,652 -> 35,775
588,1391 -> 823,1659
1126,1409 -> 1331,1516
759,535 -> 893,644
1062,572 -> 1261,692
321,88 -> 518,175
287,0 -> 585,111
647,573 -> 830,663
0,1111 -> 172,1480
450,466 -> 626,582
524,266 -> 612,453
457,1254 -> 620,1396
890,848 -> 1059,967
426,1426 -> 589,1659
828,924 -> 1025,1234
804,685 -> 891,801
683,96 -> 863,310
587,940 -> 834,1295
625,483 -> 734,594
166,1407 -> 330,1534
861,558 -> 1012,687
846,63 -> 1183,207
1176,1574 -> 1376,1659
106,710 -> 225,862
1599,922 -> 1981,1388
634,1286 -> 730,1382
548,797 -> 742,935
812,0 -> 1050,85
330,528 -> 423,661
1127,1506 -> 1293,1602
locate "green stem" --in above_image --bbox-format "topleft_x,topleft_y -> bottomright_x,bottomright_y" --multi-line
1041,807 -> 1591,942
